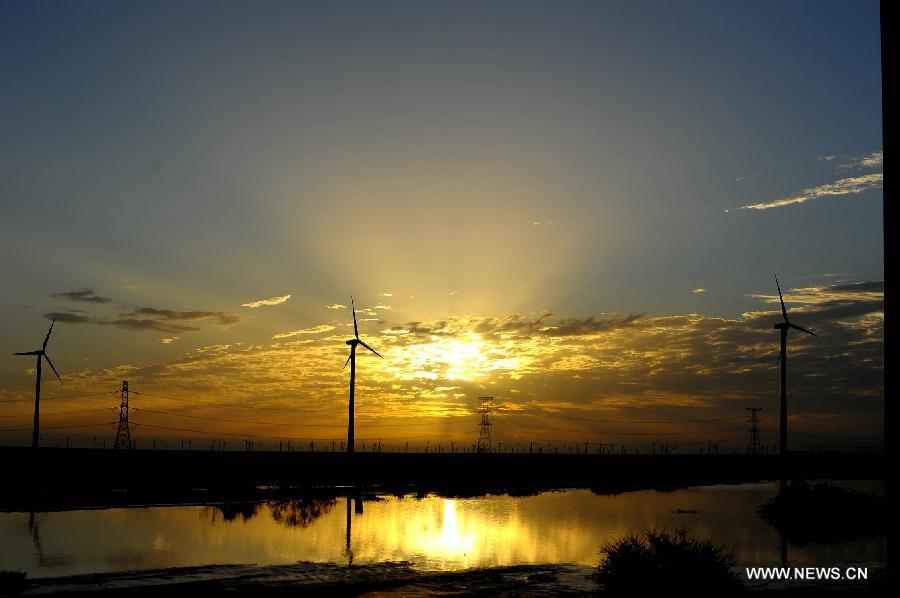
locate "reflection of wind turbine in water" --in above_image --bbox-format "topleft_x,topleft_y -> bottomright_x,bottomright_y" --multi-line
344,495 -> 364,564
28,512 -> 48,566
345,496 -> 352,563
773,275 -> 816,458
343,298 -> 382,454
27,512 -> 70,568
14,318 -> 62,448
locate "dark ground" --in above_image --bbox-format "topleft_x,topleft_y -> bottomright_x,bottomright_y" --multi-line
5,561 -> 890,596
0,447 -> 884,511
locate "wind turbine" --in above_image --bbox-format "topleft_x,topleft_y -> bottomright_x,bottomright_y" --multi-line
343,298 -> 381,453
14,318 -> 62,448
773,275 -> 816,457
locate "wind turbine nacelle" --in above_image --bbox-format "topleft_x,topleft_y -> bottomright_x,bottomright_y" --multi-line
346,339 -> 358,346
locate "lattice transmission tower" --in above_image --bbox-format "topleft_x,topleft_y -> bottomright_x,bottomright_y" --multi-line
476,396 -> 493,453
746,407 -> 762,455
114,380 -> 132,449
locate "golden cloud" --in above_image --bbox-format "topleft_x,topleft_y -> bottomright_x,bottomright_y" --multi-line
731,173 -> 882,211
272,325 -> 336,339
242,294 -> 292,308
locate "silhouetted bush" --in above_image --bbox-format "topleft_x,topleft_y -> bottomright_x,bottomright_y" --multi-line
593,528 -> 743,594
758,481 -> 885,545
0,570 -> 27,596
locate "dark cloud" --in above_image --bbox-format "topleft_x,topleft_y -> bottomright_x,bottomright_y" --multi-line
404,320 -> 456,337
106,318 -> 202,333
41,305 -> 239,332
805,300 -> 883,322
50,289 -> 111,303
42,312 -> 93,324
541,314 -> 643,336
830,281 -> 883,294
403,313 -> 643,340
129,307 -> 239,326
745,301 -> 882,326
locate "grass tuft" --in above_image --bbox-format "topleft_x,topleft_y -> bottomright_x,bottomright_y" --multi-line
593,527 -> 743,593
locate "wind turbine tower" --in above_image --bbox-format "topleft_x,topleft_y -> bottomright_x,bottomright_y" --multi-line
773,275 -> 816,456
343,298 -> 382,453
14,318 -> 62,448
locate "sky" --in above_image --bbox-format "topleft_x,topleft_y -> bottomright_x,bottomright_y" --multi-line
0,1 -> 883,451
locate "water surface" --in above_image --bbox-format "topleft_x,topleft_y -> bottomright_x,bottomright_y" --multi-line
0,482 -> 884,578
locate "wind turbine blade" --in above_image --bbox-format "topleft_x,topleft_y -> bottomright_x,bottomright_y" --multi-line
352,297 -> 359,339
789,323 -> 817,337
43,318 -> 56,350
43,354 -> 62,382
775,352 -> 781,366
774,275 -> 789,323
343,354 -> 352,369
358,340 -> 382,358
14,351 -> 41,355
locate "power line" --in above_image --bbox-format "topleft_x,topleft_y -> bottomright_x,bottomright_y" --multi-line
477,396 -> 493,453
0,407 -> 114,418
746,408 -> 762,454
0,391 -> 118,404
113,380 -> 132,450
132,391 -> 324,413
133,407 -> 442,429
134,422 -> 307,441
134,407 -> 340,428
539,412 -> 749,424
0,422 -> 114,433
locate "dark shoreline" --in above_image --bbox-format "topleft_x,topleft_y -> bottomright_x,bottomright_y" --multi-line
10,560 -> 889,596
1,447 -> 884,511
2,562 -> 600,596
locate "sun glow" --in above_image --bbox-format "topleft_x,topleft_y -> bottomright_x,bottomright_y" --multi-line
381,333 -> 523,381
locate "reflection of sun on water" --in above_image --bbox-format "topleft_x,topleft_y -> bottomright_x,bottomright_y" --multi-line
405,498 -> 479,568
437,499 -> 475,557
